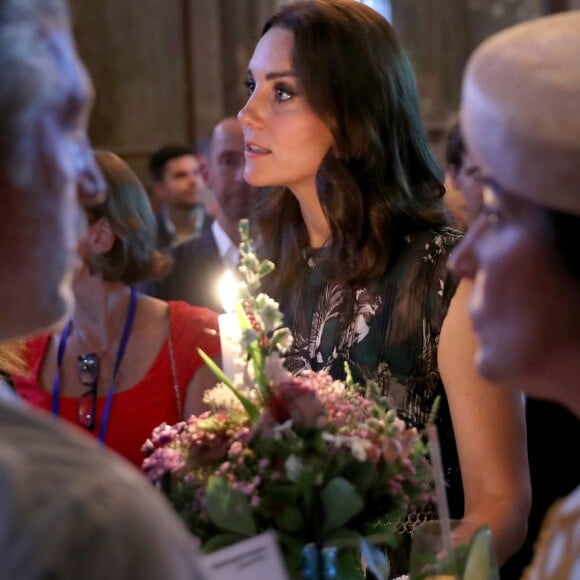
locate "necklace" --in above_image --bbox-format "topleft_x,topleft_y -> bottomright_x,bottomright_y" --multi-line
51,287 -> 138,444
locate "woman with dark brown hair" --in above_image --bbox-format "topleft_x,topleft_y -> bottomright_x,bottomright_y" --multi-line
14,151 -> 220,468
238,0 -> 530,570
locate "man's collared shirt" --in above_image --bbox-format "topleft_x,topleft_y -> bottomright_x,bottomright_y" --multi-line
157,204 -> 206,249
211,220 -> 239,270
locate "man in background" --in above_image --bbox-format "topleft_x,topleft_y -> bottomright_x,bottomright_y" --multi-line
0,1 -> 207,577
149,144 -> 210,249
443,114 -> 483,229
144,117 -> 256,311
195,131 -> 220,219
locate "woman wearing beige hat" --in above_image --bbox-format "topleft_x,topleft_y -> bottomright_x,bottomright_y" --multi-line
450,11 -> 580,580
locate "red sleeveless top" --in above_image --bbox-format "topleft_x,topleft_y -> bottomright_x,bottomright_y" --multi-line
13,301 -> 220,469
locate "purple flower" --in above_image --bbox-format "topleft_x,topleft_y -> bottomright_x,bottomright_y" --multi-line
143,448 -> 185,482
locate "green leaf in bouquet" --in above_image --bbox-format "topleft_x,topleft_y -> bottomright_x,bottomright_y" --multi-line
322,477 -> 364,535
464,525 -> 499,580
197,348 -> 260,423
206,476 -> 257,537
342,459 -> 378,495
275,505 -> 304,532
336,546 -> 366,580
277,532 -> 305,575
263,482 -> 300,503
344,361 -> 355,389
203,533 -> 248,553
295,463 -> 321,512
325,527 -> 361,548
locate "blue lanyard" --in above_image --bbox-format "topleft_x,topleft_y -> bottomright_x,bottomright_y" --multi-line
51,287 -> 138,444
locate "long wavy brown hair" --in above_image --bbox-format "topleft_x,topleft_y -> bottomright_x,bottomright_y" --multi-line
252,0 -> 449,308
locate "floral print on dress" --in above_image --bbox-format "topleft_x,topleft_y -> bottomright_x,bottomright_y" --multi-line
282,226 -> 465,553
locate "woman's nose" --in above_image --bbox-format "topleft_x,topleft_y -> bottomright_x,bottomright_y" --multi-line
238,93 -> 263,130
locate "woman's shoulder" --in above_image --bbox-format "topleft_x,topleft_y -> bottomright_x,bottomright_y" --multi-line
168,301 -> 219,328
167,301 -> 220,355
23,333 -> 52,365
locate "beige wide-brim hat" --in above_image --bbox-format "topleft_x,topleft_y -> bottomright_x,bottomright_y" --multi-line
461,11 -> 580,217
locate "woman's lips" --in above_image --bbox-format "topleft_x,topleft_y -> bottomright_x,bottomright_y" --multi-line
245,142 -> 271,157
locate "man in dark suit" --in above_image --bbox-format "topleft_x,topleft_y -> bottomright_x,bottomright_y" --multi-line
146,117 -> 256,311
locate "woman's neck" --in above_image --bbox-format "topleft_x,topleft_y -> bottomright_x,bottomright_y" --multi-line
294,191 -> 331,249
70,280 -> 132,355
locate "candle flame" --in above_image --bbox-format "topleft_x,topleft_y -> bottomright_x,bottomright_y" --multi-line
218,270 -> 237,313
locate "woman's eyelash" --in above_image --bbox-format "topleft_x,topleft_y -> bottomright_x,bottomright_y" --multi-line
274,83 -> 295,101
243,79 -> 255,96
242,79 -> 297,101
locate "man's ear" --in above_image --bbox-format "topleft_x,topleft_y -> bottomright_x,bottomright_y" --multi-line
88,217 -> 115,254
199,157 -> 211,186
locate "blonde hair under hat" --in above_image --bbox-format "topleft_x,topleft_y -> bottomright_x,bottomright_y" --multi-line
461,11 -> 580,217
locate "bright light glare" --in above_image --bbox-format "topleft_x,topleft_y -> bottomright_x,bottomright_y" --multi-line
218,270 -> 237,313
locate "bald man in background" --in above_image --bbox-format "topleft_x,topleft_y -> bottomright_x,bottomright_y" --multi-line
144,117 -> 257,311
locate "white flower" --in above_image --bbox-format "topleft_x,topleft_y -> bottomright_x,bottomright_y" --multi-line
271,328 -> 293,353
322,432 -> 344,446
285,454 -> 302,482
273,419 -> 293,440
264,352 -> 292,384
255,293 -> 283,333
203,384 -> 245,412
350,438 -> 371,462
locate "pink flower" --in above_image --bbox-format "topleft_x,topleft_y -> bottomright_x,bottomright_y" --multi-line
268,378 -> 326,429
189,432 -> 231,463
228,441 -> 244,457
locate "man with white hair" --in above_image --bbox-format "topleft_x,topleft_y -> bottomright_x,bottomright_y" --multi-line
0,1 -> 207,577
450,11 -> 580,579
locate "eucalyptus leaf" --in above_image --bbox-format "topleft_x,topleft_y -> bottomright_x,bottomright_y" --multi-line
276,505 -> 303,532
322,477 -> 364,535
206,476 -> 256,537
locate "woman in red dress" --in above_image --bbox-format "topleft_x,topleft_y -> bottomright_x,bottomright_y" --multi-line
14,151 -> 220,468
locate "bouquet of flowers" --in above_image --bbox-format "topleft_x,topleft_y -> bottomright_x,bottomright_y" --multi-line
143,221 -> 433,578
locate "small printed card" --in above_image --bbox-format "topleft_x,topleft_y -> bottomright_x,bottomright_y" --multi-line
200,531 -> 289,580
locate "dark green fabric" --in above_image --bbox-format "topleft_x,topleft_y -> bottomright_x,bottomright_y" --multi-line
281,227 -> 465,574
